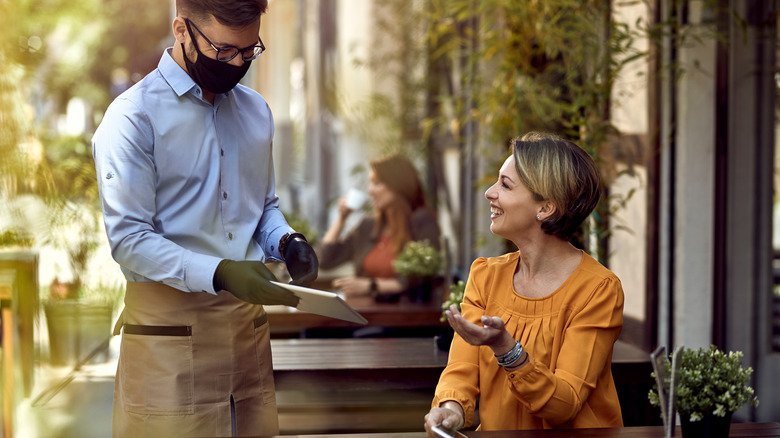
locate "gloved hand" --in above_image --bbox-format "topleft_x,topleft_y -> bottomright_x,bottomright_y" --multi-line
213,259 -> 300,307
282,234 -> 319,286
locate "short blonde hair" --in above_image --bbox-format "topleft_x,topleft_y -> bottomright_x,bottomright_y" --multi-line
512,132 -> 601,241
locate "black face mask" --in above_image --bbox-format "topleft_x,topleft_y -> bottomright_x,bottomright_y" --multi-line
182,27 -> 251,94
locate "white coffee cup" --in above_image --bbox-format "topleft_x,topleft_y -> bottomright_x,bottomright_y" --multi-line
345,188 -> 368,210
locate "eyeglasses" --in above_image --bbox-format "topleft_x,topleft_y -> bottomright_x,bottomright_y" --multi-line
185,18 -> 266,63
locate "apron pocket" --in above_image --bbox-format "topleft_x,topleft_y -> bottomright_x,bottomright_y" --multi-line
120,325 -> 195,415
252,314 -> 276,405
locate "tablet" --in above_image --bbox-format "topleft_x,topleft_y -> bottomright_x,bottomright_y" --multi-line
432,423 -> 468,438
271,281 -> 368,325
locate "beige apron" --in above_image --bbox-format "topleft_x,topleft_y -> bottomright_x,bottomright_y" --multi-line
112,282 -> 279,438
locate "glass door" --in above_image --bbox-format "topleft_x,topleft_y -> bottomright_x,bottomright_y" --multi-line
773,48 -> 780,352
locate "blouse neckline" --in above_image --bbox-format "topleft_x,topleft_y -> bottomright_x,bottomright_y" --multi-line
509,249 -> 587,301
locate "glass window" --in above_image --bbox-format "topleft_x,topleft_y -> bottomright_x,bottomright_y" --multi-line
773,24 -> 780,351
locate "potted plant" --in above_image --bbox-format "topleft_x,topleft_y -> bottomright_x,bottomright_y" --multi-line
44,280 -> 121,366
648,345 -> 759,438
440,280 -> 465,322
43,208 -> 121,366
393,240 -> 444,303
435,280 -> 465,351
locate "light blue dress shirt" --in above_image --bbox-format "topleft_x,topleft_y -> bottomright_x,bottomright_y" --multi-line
92,48 -> 292,294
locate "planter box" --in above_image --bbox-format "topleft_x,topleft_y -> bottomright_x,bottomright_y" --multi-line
44,300 -> 113,366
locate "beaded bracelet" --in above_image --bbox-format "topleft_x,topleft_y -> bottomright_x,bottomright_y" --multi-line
495,340 -> 524,367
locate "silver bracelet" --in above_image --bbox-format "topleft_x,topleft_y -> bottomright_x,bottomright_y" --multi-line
495,340 -> 523,367
495,340 -> 521,361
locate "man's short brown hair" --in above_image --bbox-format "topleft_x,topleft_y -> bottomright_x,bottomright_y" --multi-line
177,0 -> 268,27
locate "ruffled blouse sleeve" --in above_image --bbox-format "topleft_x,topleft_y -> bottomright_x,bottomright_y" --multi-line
431,257 -> 491,427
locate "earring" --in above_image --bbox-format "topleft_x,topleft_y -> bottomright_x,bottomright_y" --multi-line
536,214 -> 541,220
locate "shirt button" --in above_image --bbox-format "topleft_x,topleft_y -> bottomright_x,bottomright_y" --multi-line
223,192 -> 228,200
228,233 -> 233,240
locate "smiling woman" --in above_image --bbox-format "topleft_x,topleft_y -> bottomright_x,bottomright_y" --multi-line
504,132 -> 602,242
424,132 -> 625,435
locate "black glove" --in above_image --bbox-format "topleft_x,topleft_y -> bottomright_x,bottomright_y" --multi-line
213,259 -> 300,307
281,233 -> 319,286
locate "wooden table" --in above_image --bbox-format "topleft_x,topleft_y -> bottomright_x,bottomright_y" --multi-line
0,252 -> 37,397
270,337 -> 655,434
265,294 -> 447,338
272,337 -> 447,434
462,423 -> 780,437
272,337 -> 448,391
202,422 -> 780,437
272,337 -> 651,389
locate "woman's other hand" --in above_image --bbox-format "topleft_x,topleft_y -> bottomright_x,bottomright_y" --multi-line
424,401 -> 464,438
333,276 -> 371,296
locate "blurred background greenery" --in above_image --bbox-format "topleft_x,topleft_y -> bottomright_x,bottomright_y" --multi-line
0,0 -> 170,300
1,0 -> 647,291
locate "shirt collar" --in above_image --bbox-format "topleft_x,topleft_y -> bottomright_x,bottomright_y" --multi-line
158,47 -> 198,97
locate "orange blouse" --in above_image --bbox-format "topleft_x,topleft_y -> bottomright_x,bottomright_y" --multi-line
432,250 -> 624,430
361,234 -> 396,278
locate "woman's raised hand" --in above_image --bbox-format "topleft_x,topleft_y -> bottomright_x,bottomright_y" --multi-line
444,305 -> 515,354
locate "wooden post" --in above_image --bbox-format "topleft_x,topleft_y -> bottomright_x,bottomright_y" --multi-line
0,270 -> 16,438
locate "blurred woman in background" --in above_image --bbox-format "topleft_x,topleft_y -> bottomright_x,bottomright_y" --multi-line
318,154 -> 440,302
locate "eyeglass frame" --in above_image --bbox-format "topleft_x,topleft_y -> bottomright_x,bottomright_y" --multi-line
184,18 -> 266,63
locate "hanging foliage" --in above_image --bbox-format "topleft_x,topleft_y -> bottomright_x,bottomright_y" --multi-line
362,0 -> 649,264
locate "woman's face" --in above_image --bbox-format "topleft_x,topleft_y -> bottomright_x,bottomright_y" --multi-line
367,169 -> 398,211
484,156 -> 544,240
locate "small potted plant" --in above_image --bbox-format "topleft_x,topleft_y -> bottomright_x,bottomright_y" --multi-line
435,280 -> 465,351
648,345 -> 759,438
440,280 -> 465,322
393,240 -> 444,303
43,210 -> 122,366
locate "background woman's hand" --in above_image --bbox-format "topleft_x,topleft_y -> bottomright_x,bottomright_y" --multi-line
333,276 -> 371,296
336,196 -> 353,219
445,305 -> 516,354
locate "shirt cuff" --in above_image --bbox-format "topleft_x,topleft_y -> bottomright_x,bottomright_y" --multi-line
266,226 -> 294,262
505,353 -> 537,381
185,251 -> 224,294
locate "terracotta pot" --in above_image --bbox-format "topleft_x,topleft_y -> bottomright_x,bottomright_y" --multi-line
44,300 -> 113,366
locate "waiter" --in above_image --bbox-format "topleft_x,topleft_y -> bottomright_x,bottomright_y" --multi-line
91,0 -> 318,436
